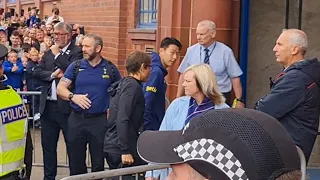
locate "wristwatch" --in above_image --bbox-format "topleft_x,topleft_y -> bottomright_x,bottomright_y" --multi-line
236,98 -> 244,103
68,93 -> 74,101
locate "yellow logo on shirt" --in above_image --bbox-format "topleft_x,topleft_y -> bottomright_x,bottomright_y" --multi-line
102,75 -> 110,79
146,86 -> 157,93
102,68 -> 109,78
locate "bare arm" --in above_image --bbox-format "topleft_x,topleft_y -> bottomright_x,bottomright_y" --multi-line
176,73 -> 185,98
231,77 -> 243,99
57,77 -> 72,101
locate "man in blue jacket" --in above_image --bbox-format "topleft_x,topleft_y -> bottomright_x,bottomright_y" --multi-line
255,29 -> 320,162
143,37 -> 182,130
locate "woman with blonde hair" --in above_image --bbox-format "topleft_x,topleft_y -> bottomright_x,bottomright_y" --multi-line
145,64 -> 229,180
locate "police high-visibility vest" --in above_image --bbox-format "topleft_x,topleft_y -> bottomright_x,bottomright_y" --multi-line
0,86 -> 28,177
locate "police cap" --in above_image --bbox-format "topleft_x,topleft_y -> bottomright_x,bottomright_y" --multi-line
0,44 -> 8,66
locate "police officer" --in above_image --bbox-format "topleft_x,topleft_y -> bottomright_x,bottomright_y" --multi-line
0,45 -> 28,180
57,34 -> 121,175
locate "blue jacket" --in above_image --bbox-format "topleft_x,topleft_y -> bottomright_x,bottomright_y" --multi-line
145,96 -> 230,179
255,58 -> 320,161
3,59 -> 24,90
143,52 -> 168,130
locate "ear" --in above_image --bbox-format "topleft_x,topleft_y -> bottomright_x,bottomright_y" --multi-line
211,30 -> 216,39
96,45 -> 102,53
159,47 -> 165,54
291,46 -> 300,55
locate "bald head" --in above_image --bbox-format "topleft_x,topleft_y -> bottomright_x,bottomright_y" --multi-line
282,29 -> 308,55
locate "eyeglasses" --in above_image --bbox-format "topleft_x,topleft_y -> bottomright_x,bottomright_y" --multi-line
53,33 -> 68,37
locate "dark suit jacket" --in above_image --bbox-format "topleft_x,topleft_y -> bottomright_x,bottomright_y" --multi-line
33,43 -> 82,114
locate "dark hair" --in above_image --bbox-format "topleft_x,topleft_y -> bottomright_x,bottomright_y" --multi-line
160,37 -> 182,51
22,43 -> 31,53
126,51 -> 151,75
11,30 -> 20,37
52,7 -> 60,15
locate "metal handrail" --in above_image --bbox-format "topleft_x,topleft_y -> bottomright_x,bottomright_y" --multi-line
60,164 -> 170,180
17,91 -> 42,95
296,146 -> 306,180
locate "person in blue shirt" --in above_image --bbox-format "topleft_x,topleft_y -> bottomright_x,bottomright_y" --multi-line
145,64 -> 229,180
57,33 -> 121,176
143,37 -> 182,130
3,50 -> 24,90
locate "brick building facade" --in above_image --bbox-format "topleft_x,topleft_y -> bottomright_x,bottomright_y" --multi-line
1,0 -> 241,101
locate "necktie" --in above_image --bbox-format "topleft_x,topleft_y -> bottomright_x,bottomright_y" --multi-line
204,48 -> 210,64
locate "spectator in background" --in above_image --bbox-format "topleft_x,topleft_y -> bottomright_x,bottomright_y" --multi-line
26,47 -> 41,120
33,28 -> 45,51
9,30 -> 24,58
143,37 -> 182,131
3,50 -> 24,90
45,24 -> 53,36
46,7 -> 64,25
27,7 -> 37,28
23,35 -> 32,45
43,35 -> 53,51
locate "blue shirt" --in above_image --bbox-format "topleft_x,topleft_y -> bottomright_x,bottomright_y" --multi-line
177,42 -> 243,93
145,96 -> 229,180
63,58 -> 121,114
3,59 -> 24,90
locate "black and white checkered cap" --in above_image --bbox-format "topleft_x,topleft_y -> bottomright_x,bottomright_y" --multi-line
137,108 -> 301,180
174,138 -> 248,180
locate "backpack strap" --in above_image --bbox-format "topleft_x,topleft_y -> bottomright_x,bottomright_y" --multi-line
71,59 -> 81,91
105,59 -> 116,84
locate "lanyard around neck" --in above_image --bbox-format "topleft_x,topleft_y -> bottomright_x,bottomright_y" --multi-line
200,42 -> 216,63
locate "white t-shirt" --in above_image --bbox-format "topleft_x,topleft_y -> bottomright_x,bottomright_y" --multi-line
46,16 -> 64,25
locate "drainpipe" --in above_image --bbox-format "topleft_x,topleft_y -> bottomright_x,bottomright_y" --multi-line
239,0 -> 250,103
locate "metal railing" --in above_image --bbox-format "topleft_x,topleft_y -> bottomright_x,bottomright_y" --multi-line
18,91 -> 73,168
60,164 -> 170,180
17,90 -> 171,170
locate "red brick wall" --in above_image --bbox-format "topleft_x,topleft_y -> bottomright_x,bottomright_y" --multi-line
42,0 -> 157,76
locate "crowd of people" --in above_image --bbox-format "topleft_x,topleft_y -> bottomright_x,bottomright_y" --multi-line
0,7 -> 319,180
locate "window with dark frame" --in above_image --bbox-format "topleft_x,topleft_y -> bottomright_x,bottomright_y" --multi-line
138,0 -> 158,28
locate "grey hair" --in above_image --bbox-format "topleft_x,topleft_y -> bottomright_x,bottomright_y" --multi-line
54,22 -> 72,34
197,20 -> 216,32
282,29 -> 308,54
84,34 -> 104,50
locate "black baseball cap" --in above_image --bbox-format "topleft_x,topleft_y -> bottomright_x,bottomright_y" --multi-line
137,108 -> 301,180
0,44 -> 8,66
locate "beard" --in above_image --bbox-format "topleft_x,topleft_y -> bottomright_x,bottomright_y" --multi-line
83,52 -> 98,61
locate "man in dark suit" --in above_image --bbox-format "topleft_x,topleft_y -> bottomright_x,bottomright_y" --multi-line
33,22 -> 82,180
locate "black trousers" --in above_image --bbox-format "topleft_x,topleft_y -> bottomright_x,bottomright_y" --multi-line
0,171 -> 19,180
105,153 -> 146,180
68,112 -> 107,175
24,128 -> 33,180
40,101 -> 70,180
223,91 -> 232,106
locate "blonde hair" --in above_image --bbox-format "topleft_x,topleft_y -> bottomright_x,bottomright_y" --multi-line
184,64 -> 225,105
276,170 -> 302,180
29,47 -> 39,55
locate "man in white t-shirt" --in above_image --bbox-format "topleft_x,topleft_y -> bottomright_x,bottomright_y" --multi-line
46,7 -> 64,25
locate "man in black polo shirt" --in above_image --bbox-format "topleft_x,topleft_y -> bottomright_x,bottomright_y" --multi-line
57,34 -> 121,175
